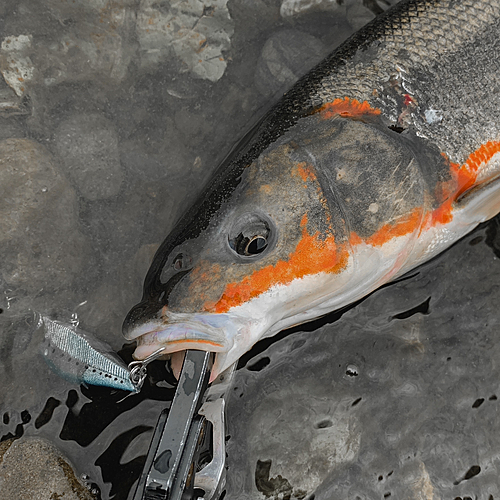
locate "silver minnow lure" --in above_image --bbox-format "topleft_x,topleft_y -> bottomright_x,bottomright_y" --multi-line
39,314 -> 137,392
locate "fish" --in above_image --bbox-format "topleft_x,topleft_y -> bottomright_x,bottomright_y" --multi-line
39,314 -> 137,392
123,0 -> 500,380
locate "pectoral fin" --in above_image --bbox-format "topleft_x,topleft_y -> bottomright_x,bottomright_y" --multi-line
455,171 -> 500,224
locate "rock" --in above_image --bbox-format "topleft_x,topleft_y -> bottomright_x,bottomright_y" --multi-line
228,0 -> 280,35
280,0 -> 344,18
1,1 -> 134,91
0,35 -> 34,98
346,0 -> 376,30
0,117 -> 25,139
42,0 -> 133,85
120,116 -> 192,184
136,0 -> 234,82
254,30 -> 325,98
0,138 -> 93,294
0,437 -> 96,500
54,114 -> 123,200
174,107 -> 213,146
245,380 -> 360,498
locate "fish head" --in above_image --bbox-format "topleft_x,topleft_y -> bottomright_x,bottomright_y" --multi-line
123,114 -> 426,378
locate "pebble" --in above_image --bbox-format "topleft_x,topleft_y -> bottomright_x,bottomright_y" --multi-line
244,381 -> 360,497
345,0 -> 377,30
34,0 -> 131,86
0,437 -> 95,500
54,114 -> 123,200
254,29 -> 325,98
136,0 -> 234,82
120,117 -> 192,184
280,0 -> 344,18
0,138 -> 93,294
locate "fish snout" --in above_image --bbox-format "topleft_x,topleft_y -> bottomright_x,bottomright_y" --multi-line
122,300 -> 165,340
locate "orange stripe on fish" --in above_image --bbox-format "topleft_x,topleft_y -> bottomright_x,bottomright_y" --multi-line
294,162 -> 317,184
365,208 -> 423,247
348,208 -> 423,248
426,140 -> 500,227
162,338 -> 224,348
208,214 -> 349,313
319,97 -> 381,119
207,140 -> 500,314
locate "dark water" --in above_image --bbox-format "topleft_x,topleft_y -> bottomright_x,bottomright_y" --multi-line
2,0 -> 499,498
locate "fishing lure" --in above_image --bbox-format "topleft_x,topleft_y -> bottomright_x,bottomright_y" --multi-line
39,314 -> 164,392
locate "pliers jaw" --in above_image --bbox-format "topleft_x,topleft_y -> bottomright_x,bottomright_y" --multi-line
133,351 -> 235,500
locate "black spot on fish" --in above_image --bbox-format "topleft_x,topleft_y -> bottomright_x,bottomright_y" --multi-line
391,297 -> 431,320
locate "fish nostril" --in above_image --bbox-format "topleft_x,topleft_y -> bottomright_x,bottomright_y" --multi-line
172,253 -> 192,271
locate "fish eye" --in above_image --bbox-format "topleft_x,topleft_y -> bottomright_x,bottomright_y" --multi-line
228,213 -> 275,258
245,236 -> 268,255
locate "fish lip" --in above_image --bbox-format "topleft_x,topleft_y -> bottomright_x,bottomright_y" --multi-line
122,319 -> 165,341
125,311 -> 240,359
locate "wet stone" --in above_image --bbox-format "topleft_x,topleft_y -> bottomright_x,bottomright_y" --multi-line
174,107 -> 213,146
228,0 -> 281,34
246,380 -> 360,497
54,114 -> 123,200
280,0 -> 344,18
254,29 -> 325,98
0,117 -> 25,140
0,138 -> 93,294
346,0 -> 377,30
0,437 -> 96,500
136,0 -> 234,82
120,117 -> 193,184
18,0 -> 133,86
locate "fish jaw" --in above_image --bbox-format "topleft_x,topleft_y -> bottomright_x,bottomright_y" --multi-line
127,311 -> 270,380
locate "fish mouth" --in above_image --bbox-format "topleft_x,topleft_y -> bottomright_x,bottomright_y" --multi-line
127,311 -> 274,381
125,311 -> 249,378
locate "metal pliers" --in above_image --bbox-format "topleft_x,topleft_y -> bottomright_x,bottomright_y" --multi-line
132,350 -> 234,500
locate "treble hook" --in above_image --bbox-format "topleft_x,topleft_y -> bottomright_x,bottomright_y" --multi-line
128,347 -> 167,391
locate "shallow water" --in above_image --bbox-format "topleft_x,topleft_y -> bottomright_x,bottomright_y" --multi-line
1,0 -> 499,498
